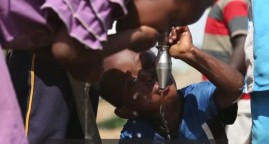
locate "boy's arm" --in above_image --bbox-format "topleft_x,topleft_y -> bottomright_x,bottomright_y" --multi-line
224,0 -> 248,75
229,35 -> 247,75
51,25 -> 160,82
169,26 -> 244,109
52,25 -> 159,63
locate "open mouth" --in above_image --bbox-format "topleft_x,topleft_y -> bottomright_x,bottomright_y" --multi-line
154,82 -> 169,95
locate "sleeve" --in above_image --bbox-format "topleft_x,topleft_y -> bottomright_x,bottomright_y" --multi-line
222,0 -> 248,37
182,82 -> 219,118
41,0 -> 128,50
183,82 -> 238,124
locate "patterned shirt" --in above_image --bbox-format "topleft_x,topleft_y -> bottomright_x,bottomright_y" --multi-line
202,0 -> 248,63
120,82 -> 229,143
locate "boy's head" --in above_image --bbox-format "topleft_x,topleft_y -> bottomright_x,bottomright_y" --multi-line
99,49 -> 178,118
117,0 -> 213,33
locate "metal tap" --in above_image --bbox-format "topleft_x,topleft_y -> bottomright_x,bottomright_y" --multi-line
156,31 -> 172,90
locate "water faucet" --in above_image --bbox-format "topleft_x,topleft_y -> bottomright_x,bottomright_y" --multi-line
156,31 -> 172,90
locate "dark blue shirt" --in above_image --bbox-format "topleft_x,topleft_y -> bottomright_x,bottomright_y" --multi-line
120,81 -> 221,143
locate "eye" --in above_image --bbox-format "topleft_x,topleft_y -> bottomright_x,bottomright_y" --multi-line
128,78 -> 137,88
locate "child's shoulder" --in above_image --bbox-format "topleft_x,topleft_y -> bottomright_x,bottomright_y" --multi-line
178,81 -> 215,97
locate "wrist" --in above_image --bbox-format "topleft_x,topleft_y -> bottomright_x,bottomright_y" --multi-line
181,45 -> 196,63
130,27 -> 159,52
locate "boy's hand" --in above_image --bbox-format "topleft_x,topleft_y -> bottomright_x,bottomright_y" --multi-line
168,26 -> 194,60
129,25 -> 160,52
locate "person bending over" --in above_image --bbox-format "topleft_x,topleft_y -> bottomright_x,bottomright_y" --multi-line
99,26 -> 244,143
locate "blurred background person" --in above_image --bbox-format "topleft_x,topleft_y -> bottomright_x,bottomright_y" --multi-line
245,0 -> 269,143
201,0 -> 251,143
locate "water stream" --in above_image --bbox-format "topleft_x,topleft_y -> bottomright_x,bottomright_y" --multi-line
160,91 -> 171,140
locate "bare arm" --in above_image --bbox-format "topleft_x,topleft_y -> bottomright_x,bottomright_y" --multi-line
229,35 -> 247,75
51,25 -> 160,82
52,25 -> 159,63
169,26 -> 244,109
183,47 -> 243,109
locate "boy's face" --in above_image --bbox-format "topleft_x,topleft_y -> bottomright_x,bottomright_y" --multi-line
101,50 -> 178,118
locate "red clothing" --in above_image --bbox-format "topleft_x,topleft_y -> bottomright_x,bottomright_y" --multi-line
201,0 -> 249,100
202,0 -> 248,63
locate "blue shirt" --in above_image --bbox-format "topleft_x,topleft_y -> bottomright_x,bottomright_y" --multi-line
252,0 -> 269,91
120,82 -> 221,143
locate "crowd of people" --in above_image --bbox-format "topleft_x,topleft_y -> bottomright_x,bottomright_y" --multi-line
0,0 -> 268,144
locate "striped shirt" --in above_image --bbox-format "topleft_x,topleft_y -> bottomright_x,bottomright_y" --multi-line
202,0 -> 248,63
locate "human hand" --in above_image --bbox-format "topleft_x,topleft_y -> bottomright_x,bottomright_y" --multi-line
168,26 -> 194,60
128,25 -> 160,52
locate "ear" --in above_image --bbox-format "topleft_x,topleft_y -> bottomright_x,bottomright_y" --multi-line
114,106 -> 139,119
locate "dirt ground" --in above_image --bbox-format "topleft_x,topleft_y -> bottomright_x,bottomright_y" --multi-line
96,65 -> 202,139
